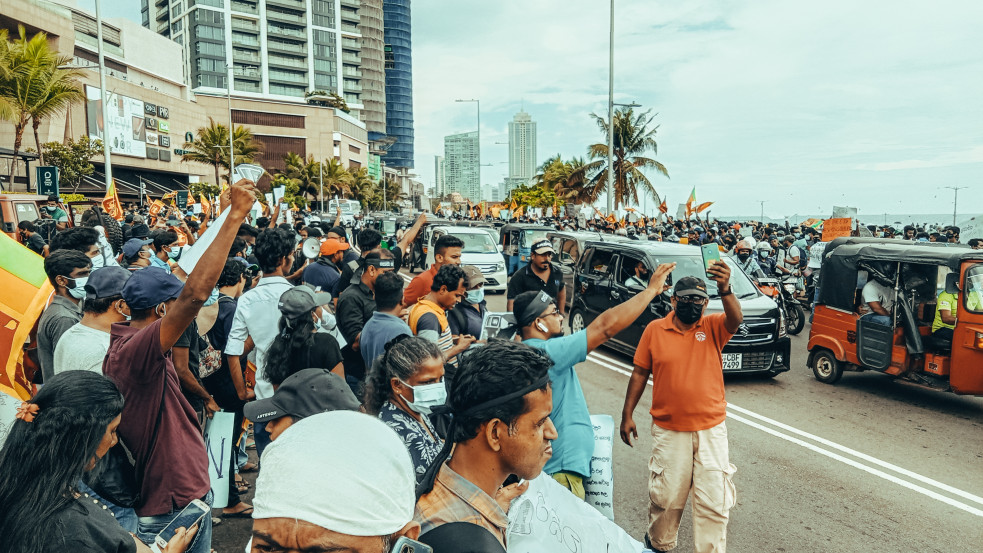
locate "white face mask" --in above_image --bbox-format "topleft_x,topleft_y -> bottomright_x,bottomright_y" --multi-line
399,380 -> 447,415
67,276 -> 88,299
167,247 -> 181,260
90,254 -> 105,269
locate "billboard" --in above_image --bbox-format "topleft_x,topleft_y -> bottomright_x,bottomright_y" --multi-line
85,85 -> 147,158
367,154 -> 381,181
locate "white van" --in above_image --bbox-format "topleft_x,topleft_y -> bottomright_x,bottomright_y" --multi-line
426,226 -> 507,293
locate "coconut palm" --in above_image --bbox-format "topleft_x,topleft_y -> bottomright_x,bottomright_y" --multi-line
348,166 -> 377,209
320,157 -> 354,201
181,118 -> 263,186
278,152 -> 320,200
567,107 -> 669,209
1,26 -> 84,183
534,154 -> 587,203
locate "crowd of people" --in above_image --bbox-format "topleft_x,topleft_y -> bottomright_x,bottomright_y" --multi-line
5,186 -> 982,553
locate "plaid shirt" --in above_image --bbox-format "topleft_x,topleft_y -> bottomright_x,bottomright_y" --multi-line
414,462 -> 508,547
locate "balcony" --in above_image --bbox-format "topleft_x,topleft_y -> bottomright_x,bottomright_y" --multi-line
340,0 -> 360,6
155,0 -> 167,7
232,49 -> 260,62
343,80 -> 361,92
341,38 -> 360,49
231,33 -> 259,48
231,18 -> 259,32
342,51 -> 361,64
230,0 -> 258,14
267,25 -> 306,40
342,67 -> 362,78
266,10 -> 306,25
269,70 -> 308,84
268,54 -> 307,69
340,9 -> 360,24
267,38 -> 305,53
340,23 -> 359,34
234,66 -> 261,79
265,0 -> 305,11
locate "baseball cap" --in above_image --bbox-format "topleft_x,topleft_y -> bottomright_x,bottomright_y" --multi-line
122,238 -> 153,258
131,213 -> 145,224
243,369 -> 360,423
121,267 -> 184,309
84,266 -> 131,300
462,265 -> 486,287
674,275 -> 709,299
278,285 -> 332,321
531,239 -> 555,255
513,289 -> 555,328
319,237 -> 350,256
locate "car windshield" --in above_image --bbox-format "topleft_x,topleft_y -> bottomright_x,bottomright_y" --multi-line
457,233 -> 498,254
662,254 -> 759,298
382,220 -> 396,234
522,230 -> 549,248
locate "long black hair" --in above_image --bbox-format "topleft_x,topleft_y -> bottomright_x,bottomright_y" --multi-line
265,311 -> 318,387
0,371 -> 124,553
362,335 -> 443,415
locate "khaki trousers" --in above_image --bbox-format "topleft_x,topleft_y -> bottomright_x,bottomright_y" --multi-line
647,420 -> 736,553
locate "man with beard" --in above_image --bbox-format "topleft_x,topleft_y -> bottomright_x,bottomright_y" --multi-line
512,261 -> 676,500
619,264 -> 743,553
733,240 -> 765,279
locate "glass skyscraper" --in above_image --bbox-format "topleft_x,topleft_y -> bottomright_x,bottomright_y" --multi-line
383,0 -> 414,168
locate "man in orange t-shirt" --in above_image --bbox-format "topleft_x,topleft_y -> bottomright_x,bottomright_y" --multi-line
620,266 -> 742,553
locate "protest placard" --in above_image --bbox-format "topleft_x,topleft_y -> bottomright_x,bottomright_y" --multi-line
203,410 -> 235,508
822,217 -> 853,242
584,415 -> 615,521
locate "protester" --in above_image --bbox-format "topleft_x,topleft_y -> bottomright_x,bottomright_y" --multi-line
414,340 -> 555,547
224,227 -> 296,458
0,371 -> 199,553
337,250 -> 397,385
860,275 -> 895,326
264,285 -> 344,388
932,273 -> 960,343
404,234 -> 464,307
408,264 -> 475,370
104,180 -> 255,552
620,267 -> 742,553
41,193 -> 70,232
302,237 -> 348,293
52,266 -> 130,375
18,220 -> 48,256
364,336 -> 446,482
122,238 -> 155,271
506,239 -> 566,315
360,271 -> 412,369
447,265 -> 488,338
38,250 -> 92,382
513,261 -> 675,499
734,240 -> 765,279
338,215 -> 425,298
249,411 -> 420,552
243,368 -> 360,442
775,235 -> 801,280
150,229 -> 180,273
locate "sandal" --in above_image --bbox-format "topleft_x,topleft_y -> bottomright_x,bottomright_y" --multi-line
240,462 -> 258,473
222,505 -> 254,519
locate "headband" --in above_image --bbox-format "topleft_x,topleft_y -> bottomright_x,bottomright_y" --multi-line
516,290 -> 554,329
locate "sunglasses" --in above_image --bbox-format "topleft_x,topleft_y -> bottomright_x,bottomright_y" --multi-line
674,295 -> 707,305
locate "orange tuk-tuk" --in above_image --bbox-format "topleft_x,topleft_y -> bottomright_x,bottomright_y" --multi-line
808,238 -> 983,395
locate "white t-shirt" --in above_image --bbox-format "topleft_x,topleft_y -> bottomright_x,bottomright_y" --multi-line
778,245 -> 801,274
52,323 -> 112,375
808,242 -> 826,269
862,280 -> 895,314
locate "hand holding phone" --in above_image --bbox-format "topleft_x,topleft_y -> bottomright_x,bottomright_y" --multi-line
391,536 -> 433,553
701,244 -> 721,278
151,499 -> 209,553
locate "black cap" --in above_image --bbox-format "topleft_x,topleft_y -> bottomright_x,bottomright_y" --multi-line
512,290 -> 554,328
243,369 -> 359,423
674,276 -> 709,298
84,266 -> 132,300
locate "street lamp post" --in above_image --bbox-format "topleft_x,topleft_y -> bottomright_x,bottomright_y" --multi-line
94,0 -> 112,192
456,99 -> 480,202
606,0 -> 615,216
227,64 -> 235,184
944,186 -> 966,226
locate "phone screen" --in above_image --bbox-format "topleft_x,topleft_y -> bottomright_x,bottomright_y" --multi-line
701,243 -> 721,277
153,499 -> 208,550
391,536 -> 433,553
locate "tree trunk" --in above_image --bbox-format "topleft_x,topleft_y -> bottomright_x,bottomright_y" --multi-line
32,117 -> 45,166
7,116 -> 28,189
214,163 -> 221,189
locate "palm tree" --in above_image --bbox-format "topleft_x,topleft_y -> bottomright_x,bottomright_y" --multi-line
348,166 -> 377,209
0,29 -> 15,121
0,26 -> 84,183
567,107 -> 669,209
320,157 -> 354,201
278,152 -> 320,200
534,154 -> 588,203
181,118 -> 263,185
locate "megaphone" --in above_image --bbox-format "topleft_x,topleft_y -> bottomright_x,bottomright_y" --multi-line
302,237 -> 321,259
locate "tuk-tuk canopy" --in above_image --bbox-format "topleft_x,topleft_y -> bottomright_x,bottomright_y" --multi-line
818,238 -> 980,310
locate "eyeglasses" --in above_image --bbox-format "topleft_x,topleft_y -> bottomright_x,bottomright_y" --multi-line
674,295 -> 707,305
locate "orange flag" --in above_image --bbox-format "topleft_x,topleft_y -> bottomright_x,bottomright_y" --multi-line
200,194 -> 211,217
102,180 -> 124,221
0,233 -> 53,400
695,201 -> 714,213
659,199 -> 668,214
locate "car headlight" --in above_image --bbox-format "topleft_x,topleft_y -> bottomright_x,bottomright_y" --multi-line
783,283 -> 796,294
496,261 -> 506,272
778,310 -> 788,338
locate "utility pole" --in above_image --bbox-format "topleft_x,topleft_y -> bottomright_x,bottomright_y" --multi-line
606,0 -> 615,216
227,64 -> 235,184
944,186 -> 966,226
759,200 -> 766,224
94,0 -> 112,191
319,160 -> 324,212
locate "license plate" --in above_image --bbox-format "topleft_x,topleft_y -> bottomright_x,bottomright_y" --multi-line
722,353 -> 742,371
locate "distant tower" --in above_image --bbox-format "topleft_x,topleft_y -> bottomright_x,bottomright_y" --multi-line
508,110 -> 537,180
444,131 -> 479,201
383,0 -> 414,168
434,155 -> 445,197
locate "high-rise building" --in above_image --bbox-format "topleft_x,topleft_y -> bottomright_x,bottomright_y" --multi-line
444,131 -> 479,201
141,0 -> 363,109
382,0 -> 414,168
359,0 -> 387,139
434,155 -> 445,197
508,109 -> 537,180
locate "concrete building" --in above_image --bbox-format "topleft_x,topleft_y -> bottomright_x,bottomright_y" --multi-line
508,109 -> 536,180
358,0 -> 386,139
443,131 -> 478,201
0,0 -> 366,197
141,0 -> 364,111
381,0 -> 413,168
433,155 -> 445,197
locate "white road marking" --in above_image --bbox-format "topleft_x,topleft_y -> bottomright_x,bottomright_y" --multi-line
585,350 -> 983,517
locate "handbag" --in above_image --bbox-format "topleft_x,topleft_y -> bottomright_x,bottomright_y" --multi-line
84,374 -> 168,508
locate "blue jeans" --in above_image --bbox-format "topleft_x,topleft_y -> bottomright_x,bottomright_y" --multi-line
860,313 -> 892,326
136,490 -> 213,553
78,481 -> 139,533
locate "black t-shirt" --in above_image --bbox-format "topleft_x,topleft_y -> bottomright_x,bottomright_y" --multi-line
41,495 -> 137,553
265,333 -> 344,387
175,319 -> 205,411
506,262 -> 565,300
25,233 -> 46,255
335,246 -> 402,297
203,295 -> 239,403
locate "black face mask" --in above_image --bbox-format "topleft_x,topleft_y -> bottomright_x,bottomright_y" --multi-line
675,302 -> 703,325
737,252 -> 751,262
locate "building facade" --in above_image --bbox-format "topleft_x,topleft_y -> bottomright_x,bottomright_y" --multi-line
358,0 -> 386,139
508,109 -> 536,181
382,0 -> 413,168
433,155 -> 445,197
443,131 -> 478,202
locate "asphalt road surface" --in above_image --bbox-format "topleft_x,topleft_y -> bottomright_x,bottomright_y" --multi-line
213,271 -> 983,553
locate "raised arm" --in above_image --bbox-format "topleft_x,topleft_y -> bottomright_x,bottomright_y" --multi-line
396,213 -> 427,256
585,263 -> 675,352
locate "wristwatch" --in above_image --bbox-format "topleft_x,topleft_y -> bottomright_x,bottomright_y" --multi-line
719,286 -> 733,297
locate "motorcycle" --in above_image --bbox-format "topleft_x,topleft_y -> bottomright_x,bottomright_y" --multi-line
758,276 -> 806,335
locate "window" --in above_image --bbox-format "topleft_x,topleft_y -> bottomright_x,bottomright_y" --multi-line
196,73 -> 226,88
15,202 -> 40,223
195,42 -> 225,56
194,8 -> 223,24
618,254 -> 647,289
197,58 -> 225,72
194,24 -> 224,40
965,265 -> 983,313
269,83 -> 305,97
586,249 -> 615,277
192,0 -> 224,7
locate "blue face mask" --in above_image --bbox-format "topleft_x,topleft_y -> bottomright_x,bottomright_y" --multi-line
465,288 -> 484,304
203,287 -> 220,307
245,245 -> 253,257
760,252 -> 770,259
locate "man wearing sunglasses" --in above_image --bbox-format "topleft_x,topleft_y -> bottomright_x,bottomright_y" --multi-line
514,261 -> 676,500
507,240 -> 566,316
620,262 -> 743,553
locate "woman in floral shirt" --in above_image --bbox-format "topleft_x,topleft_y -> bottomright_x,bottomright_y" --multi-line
363,335 -> 446,483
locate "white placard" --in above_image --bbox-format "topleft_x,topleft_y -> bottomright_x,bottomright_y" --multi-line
265,193 -> 274,207
273,186 -> 285,203
204,410 -> 236,508
177,209 -> 230,274
584,415 -> 615,521
0,392 -> 21,450
507,473 -> 642,553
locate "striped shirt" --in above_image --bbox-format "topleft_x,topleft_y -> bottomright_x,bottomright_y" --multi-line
414,462 -> 508,548
408,299 -> 458,367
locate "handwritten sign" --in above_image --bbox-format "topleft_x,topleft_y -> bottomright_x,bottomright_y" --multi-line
0,392 -> 20,449
584,415 -> 615,521
204,410 -> 235,508
821,218 -> 853,242
507,473 -> 642,553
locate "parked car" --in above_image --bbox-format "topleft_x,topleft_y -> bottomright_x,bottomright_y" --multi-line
0,193 -> 74,244
427,225 -> 508,293
570,240 -> 792,376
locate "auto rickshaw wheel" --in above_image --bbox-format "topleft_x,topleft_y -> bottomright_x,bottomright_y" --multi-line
812,349 -> 843,384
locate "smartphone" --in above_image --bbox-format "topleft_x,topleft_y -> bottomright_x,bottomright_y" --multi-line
151,499 -> 209,552
701,243 -> 721,278
391,536 -> 433,553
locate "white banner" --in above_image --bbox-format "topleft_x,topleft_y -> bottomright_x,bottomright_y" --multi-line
507,473 -> 642,553
177,209 -> 230,275
204,410 -> 236,508
584,415 -> 615,520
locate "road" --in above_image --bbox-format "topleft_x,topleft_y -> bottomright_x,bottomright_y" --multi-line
213,270 -> 983,553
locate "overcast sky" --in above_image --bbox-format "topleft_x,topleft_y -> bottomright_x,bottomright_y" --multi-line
96,0 -> 982,220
